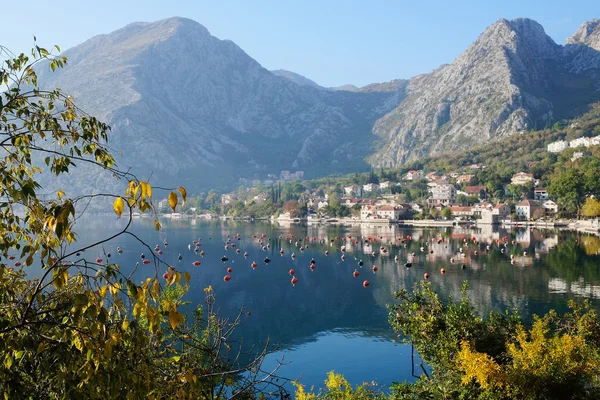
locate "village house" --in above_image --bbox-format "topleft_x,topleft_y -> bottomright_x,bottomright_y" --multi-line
534,187 -> 549,201
448,171 -> 460,178
570,137 -> 591,148
547,140 -> 569,153
542,200 -> 558,214
375,206 -> 401,220
360,205 -> 404,220
344,185 -> 361,197
221,193 -> 237,205
469,163 -> 485,170
511,172 -> 535,186
253,194 -> 267,204
492,203 -> 511,219
515,200 -> 541,219
342,198 -> 361,208
404,170 -> 424,181
363,183 -> 380,192
456,174 -> 474,185
572,152 -> 584,161
428,181 -> 456,207
379,181 -> 392,190
465,185 -> 488,199
425,171 -> 440,182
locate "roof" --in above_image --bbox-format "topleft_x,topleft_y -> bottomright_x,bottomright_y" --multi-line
534,187 -> 547,191
377,206 -> 396,211
513,172 -> 534,178
465,186 -> 487,193
494,203 -> 509,209
450,206 -> 473,212
516,200 -> 537,207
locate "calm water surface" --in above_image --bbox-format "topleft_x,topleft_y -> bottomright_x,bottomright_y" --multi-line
52,217 -> 600,393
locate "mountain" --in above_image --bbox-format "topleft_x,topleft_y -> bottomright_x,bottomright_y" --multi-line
369,18 -> 600,167
36,17 -> 403,194
33,17 -> 600,194
270,69 -> 324,89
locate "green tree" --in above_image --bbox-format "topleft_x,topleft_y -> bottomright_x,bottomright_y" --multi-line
548,169 -> 585,218
441,207 -> 452,219
0,45 -> 285,399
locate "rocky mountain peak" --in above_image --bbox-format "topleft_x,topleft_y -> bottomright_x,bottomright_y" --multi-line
567,19 -> 600,50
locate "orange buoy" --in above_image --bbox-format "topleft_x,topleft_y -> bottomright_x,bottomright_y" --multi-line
363,280 -> 370,288
193,261 -> 201,266
353,269 -> 360,278
143,259 -> 150,265
223,275 -> 231,282
289,269 -> 295,276
227,267 -> 233,273
291,276 -> 298,286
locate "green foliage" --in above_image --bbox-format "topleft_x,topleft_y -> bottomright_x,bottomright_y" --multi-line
0,45 -> 284,399
388,281 -> 600,399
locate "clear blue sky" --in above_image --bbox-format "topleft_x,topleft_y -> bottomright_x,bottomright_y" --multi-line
2,0 -> 597,87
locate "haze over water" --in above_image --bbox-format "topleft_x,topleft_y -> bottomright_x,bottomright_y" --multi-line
59,217 -> 600,392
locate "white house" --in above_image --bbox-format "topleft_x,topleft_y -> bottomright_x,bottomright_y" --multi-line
542,200 -> 558,214
511,172 -> 535,186
534,187 -> 549,201
379,181 -> 392,190
344,185 -> 361,197
456,174 -> 474,184
547,140 -> 569,153
570,137 -> 591,148
572,152 -> 584,161
516,200 -> 541,219
428,182 -> 456,206
404,170 -> 424,181
363,183 -> 380,192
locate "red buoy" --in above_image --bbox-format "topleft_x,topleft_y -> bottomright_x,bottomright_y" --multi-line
440,268 -> 446,274
143,259 -> 150,265
8,255 -> 15,260
227,267 -> 233,273
95,258 -> 103,263
310,264 -> 315,271
224,275 -> 231,282
325,250 -> 329,255
289,269 -> 295,276
279,249 -> 284,255
291,276 -> 298,286
14,261 -> 21,267
424,273 -> 429,279
251,261 -> 258,269
193,261 -> 201,266
353,270 -> 360,278
363,280 -> 370,288
163,272 -> 169,279
372,265 -> 378,272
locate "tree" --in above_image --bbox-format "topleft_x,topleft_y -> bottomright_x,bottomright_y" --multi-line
582,197 -> 600,218
548,169 -> 585,218
0,45 -> 286,398
283,200 -> 302,217
441,207 -> 452,219
389,281 -> 600,399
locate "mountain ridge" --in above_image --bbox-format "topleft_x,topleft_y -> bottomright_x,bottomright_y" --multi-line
32,16 -> 600,194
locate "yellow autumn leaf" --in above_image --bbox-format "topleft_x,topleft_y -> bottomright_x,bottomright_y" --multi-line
133,302 -> 143,318
184,271 -> 190,287
152,279 -> 160,298
178,187 -> 187,206
168,192 -> 178,212
168,310 -> 184,330
154,218 -> 161,231
113,197 -> 125,218
57,190 -> 65,199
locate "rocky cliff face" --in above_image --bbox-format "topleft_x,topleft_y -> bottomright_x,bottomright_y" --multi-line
36,17 -> 403,193
369,18 -> 600,167
34,17 -> 600,192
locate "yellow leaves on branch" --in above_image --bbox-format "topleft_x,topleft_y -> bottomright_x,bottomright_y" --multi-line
168,192 -> 178,212
178,186 -> 186,206
168,309 -> 184,330
113,197 -> 124,218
